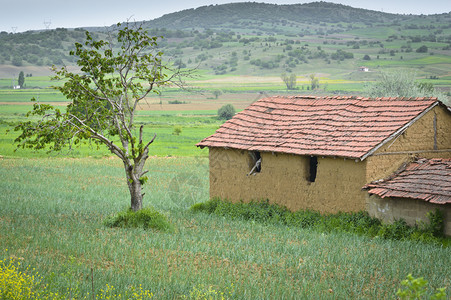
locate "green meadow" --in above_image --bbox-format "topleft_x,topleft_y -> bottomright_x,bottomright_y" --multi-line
1,11 -> 451,296
1,157 -> 450,299
1,80 -> 450,299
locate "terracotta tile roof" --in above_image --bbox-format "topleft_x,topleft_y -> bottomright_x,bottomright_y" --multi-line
197,96 -> 442,159
363,158 -> 451,204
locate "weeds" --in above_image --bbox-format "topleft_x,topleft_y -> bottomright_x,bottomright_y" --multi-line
191,199 -> 449,246
0,250 -> 64,299
0,252 -> 154,299
181,283 -> 234,300
397,274 -> 446,300
103,207 -> 174,232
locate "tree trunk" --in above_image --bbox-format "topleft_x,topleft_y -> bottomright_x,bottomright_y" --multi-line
129,180 -> 143,211
123,160 -> 145,212
122,143 -> 150,212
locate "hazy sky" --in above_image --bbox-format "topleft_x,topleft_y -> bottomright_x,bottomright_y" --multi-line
1,0 -> 450,33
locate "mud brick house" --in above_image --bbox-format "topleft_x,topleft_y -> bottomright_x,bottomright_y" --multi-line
197,96 -> 451,215
364,158 -> 451,236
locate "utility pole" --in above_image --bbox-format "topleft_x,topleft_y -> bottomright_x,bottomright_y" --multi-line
43,19 -> 51,30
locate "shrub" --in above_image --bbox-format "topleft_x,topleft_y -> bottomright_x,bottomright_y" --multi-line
104,207 -> 174,232
168,100 -> 187,104
376,219 -> 413,240
190,198 -> 220,214
190,199 -> 448,245
416,45 -> 428,53
396,274 -> 446,299
217,104 -> 236,120
425,209 -> 444,237
173,126 -> 182,135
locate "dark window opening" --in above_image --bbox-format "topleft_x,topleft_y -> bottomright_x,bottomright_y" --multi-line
248,151 -> 262,175
309,156 -> 318,182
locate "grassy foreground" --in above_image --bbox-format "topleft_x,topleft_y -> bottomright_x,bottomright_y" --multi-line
0,157 -> 450,299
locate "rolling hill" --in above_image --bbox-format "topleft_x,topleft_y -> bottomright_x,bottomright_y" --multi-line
1,1 -> 450,93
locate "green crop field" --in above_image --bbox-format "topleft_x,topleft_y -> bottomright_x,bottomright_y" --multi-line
1,157 -> 450,299
1,3 -> 451,298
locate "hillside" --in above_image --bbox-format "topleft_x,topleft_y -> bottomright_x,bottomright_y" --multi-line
1,1 -> 451,93
144,2 -> 409,32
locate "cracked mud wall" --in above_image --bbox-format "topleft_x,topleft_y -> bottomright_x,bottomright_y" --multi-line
209,148 -> 367,213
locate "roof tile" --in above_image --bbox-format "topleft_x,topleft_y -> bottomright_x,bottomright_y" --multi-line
363,158 -> 451,204
197,96 -> 441,159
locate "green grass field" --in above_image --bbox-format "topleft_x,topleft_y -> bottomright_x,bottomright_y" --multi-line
1,46 -> 450,298
1,157 -> 450,299
1,9 -> 451,298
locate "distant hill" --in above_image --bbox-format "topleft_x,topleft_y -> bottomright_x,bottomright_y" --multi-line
144,2 -> 406,32
1,1 -> 450,86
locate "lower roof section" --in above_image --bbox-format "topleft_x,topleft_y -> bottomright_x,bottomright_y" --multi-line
363,158 -> 451,204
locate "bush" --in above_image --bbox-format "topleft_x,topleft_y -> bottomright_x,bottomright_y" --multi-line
424,209 -> 444,237
104,207 -> 174,232
396,274 -> 446,299
190,199 -> 449,246
364,70 -> 449,105
173,126 -> 182,135
168,100 -> 187,104
416,45 -> 428,53
217,104 -> 236,120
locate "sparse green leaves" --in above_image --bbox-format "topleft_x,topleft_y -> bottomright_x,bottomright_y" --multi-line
139,176 -> 148,185
396,274 -> 447,300
13,22 -> 187,211
364,71 -> 448,104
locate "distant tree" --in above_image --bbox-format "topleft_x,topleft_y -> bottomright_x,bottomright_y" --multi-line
363,54 -> 371,60
172,126 -> 182,135
281,73 -> 297,90
12,56 -> 22,67
213,90 -> 222,99
309,74 -> 319,90
365,71 -> 449,105
218,104 -> 236,120
18,71 -> 25,88
330,49 -> 353,60
416,45 -> 428,53
174,59 -> 186,68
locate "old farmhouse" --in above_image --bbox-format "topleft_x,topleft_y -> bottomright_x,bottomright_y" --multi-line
197,96 -> 451,217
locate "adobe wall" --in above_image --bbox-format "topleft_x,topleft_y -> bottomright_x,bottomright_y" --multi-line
209,147 -> 367,213
366,106 -> 451,182
366,194 -> 451,237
